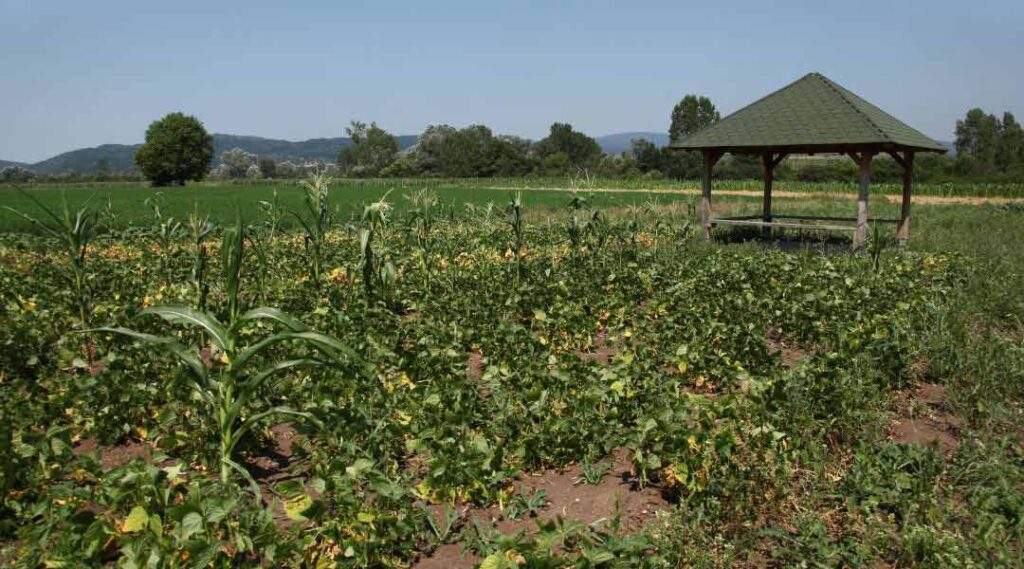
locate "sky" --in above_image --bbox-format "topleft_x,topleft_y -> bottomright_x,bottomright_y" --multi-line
1,0 -> 1021,163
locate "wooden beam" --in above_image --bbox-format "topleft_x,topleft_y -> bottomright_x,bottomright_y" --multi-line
854,152 -> 874,249
718,214 -> 898,223
898,152 -> 914,245
700,151 -> 717,240
713,218 -> 857,232
846,152 -> 862,165
886,151 -> 906,168
761,153 -> 774,239
771,152 -> 789,169
768,214 -> 900,223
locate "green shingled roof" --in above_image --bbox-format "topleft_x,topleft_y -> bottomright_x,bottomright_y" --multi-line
671,73 -> 946,153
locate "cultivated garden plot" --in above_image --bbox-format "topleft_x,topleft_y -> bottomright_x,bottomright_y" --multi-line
1,185 -> 1023,567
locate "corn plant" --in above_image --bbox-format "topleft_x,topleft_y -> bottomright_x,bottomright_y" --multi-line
567,194 -> 589,254
4,191 -> 98,331
94,219 -> 360,492
867,222 -> 894,272
144,193 -> 184,283
505,193 -> 526,281
359,193 -> 398,309
293,171 -> 332,289
405,188 -> 438,292
250,190 -> 284,302
187,205 -> 213,311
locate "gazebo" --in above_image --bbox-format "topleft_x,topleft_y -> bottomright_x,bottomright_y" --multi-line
671,72 -> 946,248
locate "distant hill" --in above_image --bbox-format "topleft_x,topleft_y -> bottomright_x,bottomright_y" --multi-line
595,132 -> 669,155
0,159 -> 29,169
8,134 -> 419,175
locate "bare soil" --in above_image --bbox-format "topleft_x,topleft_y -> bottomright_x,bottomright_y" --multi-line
73,437 -> 153,471
466,351 -> 485,380
889,383 -> 961,454
484,186 -> 1024,207
576,331 -> 617,366
413,448 -> 672,569
765,328 -> 808,368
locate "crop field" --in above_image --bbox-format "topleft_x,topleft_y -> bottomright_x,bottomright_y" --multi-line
2,177 -> 1023,233
1,179 -> 1023,567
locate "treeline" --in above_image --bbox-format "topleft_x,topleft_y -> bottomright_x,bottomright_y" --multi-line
5,99 -> 1022,186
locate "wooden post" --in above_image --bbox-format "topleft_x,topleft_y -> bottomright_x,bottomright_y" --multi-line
898,152 -> 914,246
854,152 -> 874,249
761,153 -> 773,240
701,151 -> 714,240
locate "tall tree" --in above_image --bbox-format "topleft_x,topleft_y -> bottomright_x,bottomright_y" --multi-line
220,147 -> 257,178
954,108 -> 1000,166
134,112 -> 214,186
996,112 -> 1023,173
338,121 -> 399,176
533,123 -> 602,168
669,95 -> 719,143
631,139 -> 662,173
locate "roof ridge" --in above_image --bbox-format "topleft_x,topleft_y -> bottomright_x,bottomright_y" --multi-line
813,73 -> 893,144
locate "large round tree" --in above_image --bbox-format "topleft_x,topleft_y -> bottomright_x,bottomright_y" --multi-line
134,112 -> 214,186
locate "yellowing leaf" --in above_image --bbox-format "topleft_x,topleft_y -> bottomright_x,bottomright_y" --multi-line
357,511 -> 376,523
480,553 -> 503,569
121,505 -> 149,533
283,494 -> 313,521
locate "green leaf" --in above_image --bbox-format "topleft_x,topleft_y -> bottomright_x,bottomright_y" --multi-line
141,305 -> 229,350
121,506 -> 149,533
238,307 -> 309,332
149,513 -> 163,538
346,458 -> 374,478
180,511 -> 203,540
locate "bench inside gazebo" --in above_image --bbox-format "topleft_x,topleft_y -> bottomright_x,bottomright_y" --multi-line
670,72 -> 947,248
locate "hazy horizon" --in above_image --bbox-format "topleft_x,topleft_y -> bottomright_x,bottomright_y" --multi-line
2,0 -> 1021,163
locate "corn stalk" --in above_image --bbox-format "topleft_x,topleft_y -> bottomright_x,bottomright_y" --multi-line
293,171 -> 332,290
4,191 -> 98,332
360,193 -> 398,309
94,219 -> 361,493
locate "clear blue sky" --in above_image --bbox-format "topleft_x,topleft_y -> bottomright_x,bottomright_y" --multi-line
1,0 -> 1021,163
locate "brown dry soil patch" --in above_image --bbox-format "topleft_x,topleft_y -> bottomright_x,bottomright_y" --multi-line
245,422 -> 314,528
889,383 -> 961,454
765,328 -> 808,368
466,351 -> 485,380
483,185 -> 1024,207
576,331 -> 617,366
413,448 -> 672,569
73,437 -> 153,471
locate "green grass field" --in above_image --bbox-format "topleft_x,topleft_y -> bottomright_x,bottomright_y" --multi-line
0,179 -> 696,232
6,177 -> 1016,233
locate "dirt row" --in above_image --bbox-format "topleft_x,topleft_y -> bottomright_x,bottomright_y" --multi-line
482,186 -> 1024,206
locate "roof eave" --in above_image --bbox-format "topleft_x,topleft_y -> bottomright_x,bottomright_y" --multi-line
669,142 -> 946,154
